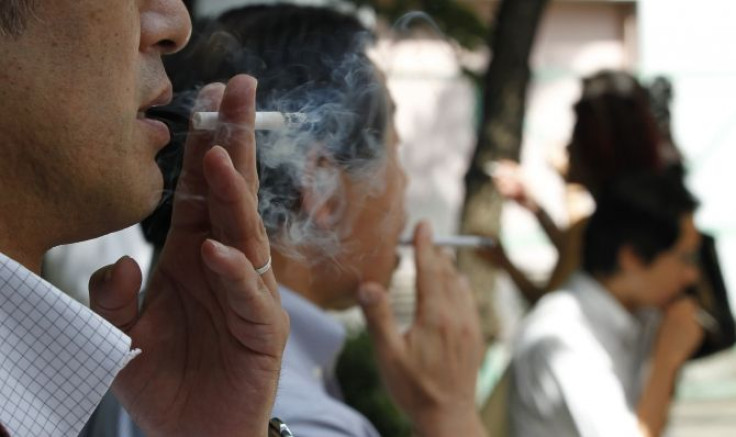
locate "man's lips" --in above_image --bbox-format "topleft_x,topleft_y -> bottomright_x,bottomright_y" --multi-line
136,114 -> 171,147
137,84 -> 174,147
140,84 -> 174,112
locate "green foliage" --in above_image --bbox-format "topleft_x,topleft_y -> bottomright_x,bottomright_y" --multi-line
335,330 -> 412,437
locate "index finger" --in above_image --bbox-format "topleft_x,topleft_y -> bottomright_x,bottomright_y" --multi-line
171,82 -> 226,229
214,74 -> 259,192
203,145 -> 277,291
413,221 -> 447,319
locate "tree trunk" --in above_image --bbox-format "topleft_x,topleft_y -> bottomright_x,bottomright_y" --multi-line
459,0 -> 550,343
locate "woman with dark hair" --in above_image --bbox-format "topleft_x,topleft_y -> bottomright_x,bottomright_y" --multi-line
134,4 -> 488,437
481,71 -> 677,304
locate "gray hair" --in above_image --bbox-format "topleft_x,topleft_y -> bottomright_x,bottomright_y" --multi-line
0,0 -> 36,37
144,5 -> 392,263
196,5 -> 389,261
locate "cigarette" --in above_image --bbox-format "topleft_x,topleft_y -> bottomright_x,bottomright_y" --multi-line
192,111 -> 307,131
398,235 -> 495,248
695,308 -> 719,334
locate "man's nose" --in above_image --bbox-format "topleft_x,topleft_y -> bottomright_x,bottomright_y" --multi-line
141,0 -> 193,55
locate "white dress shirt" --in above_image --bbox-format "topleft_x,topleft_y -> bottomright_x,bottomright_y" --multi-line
273,286 -> 381,437
509,272 -> 659,437
0,253 -> 137,436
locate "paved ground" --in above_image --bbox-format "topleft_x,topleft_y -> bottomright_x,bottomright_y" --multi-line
668,349 -> 736,436
669,398 -> 736,436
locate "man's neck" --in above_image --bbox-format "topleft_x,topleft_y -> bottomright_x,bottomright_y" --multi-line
0,238 -> 44,274
272,251 -> 356,310
0,177 -> 52,274
595,273 -> 638,313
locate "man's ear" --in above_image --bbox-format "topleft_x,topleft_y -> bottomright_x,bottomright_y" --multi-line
301,155 -> 346,230
618,244 -> 645,273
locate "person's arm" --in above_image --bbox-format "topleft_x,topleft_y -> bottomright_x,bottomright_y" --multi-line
636,298 -> 704,437
636,357 -> 680,437
358,222 -> 487,437
532,207 -> 565,252
490,160 -> 565,251
476,241 -> 546,305
88,76 -> 290,437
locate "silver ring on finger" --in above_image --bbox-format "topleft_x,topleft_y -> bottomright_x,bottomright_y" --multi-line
255,255 -> 272,276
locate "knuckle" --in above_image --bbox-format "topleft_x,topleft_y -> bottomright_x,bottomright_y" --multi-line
434,312 -> 453,333
255,219 -> 269,241
420,260 -> 443,279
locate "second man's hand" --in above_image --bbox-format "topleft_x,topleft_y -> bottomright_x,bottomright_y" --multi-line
358,221 -> 487,437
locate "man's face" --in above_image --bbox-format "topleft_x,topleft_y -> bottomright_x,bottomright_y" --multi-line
342,111 -> 407,289
324,87 -> 408,309
0,0 -> 191,246
631,215 -> 701,309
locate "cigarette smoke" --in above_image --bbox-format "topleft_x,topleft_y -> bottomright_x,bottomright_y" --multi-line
144,7 -> 392,263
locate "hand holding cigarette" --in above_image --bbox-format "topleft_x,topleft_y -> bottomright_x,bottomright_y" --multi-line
192,111 -> 307,131
97,76 -> 289,436
358,222 -> 487,437
654,297 -> 706,367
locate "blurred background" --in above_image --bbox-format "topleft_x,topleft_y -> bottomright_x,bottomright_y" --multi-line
44,0 -> 736,435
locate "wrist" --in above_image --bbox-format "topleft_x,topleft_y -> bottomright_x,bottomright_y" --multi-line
526,199 -> 541,215
652,348 -> 686,375
412,409 -> 485,437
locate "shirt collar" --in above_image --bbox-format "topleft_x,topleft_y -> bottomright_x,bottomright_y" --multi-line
279,285 -> 347,375
568,272 -> 642,347
0,252 -> 137,436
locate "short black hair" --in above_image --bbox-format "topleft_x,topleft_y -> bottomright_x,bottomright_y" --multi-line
582,166 -> 699,276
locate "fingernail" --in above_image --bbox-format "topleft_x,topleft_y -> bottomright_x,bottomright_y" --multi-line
193,83 -> 225,112
211,144 -> 227,159
207,239 -> 229,257
107,256 -> 128,282
210,146 -> 234,173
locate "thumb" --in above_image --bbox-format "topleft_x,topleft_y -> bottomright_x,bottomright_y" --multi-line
358,282 -> 402,356
89,256 -> 142,333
